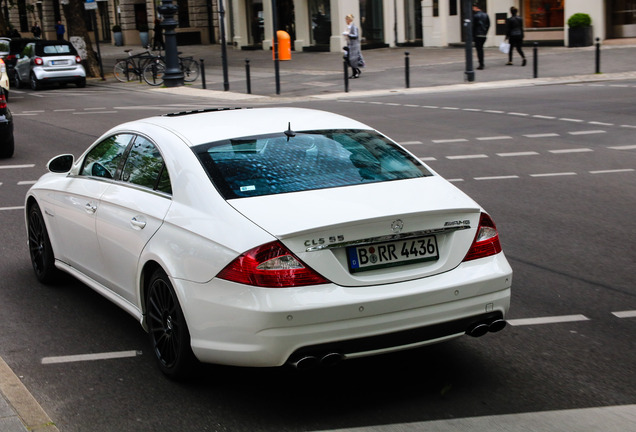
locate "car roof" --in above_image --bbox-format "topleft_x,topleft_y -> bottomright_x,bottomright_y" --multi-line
127,107 -> 374,146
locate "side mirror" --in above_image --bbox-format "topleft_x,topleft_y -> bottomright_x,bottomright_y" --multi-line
47,154 -> 74,173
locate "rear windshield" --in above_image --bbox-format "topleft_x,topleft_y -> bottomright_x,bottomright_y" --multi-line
36,43 -> 76,56
194,129 -> 432,199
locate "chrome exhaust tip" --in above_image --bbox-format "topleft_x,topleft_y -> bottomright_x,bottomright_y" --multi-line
289,356 -> 318,370
488,319 -> 507,333
320,352 -> 345,367
466,323 -> 490,337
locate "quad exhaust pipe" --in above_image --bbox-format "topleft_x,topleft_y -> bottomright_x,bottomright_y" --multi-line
466,318 -> 507,337
288,352 -> 345,370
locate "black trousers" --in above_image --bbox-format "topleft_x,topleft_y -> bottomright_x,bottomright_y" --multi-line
508,36 -> 525,62
474,37 -> 486,67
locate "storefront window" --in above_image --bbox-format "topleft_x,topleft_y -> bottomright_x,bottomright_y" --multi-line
360,0 -> 384,45
309,0 -> 330,45
524,0 -> 564,28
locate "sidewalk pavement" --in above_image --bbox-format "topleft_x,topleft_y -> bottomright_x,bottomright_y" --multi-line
1,39 -> 636,432
91,38 -> 636,101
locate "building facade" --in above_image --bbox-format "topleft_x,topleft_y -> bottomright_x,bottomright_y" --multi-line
4,1 -> 634,50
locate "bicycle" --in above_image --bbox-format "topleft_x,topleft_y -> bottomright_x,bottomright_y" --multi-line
142,53 -> 200,86
113,49 -> 158,83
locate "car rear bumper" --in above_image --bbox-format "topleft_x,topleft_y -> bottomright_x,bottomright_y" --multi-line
33,66 -> 86,82
177,253 -> 512,367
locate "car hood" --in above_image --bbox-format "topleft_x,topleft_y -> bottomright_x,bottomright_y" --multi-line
226,176 -> 483,286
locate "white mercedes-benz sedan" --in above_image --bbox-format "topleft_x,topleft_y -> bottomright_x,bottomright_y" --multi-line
25,107 -> 512,377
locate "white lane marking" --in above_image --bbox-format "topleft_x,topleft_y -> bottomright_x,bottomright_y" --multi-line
13,113 -> 39,116
447,178 -> 464,182
613,310 -> 636,318
507,112 -> 529,116
484,109 -> 504,114
54,108 -> 76,112
590,169 -> 635,174
0,206 -> 25,211
568,130 -> 606,135
421,105 -> 439,109
549,148 -> 593,154
400,141 -> 423,145
620,124 -> 636,128
530,172 -> 577,177
313,405 -> 636,432
533,115 -> 556,119
73,111 -> 118,115
84,107 -> 108,110
560,118 -> 584,123
477,136 -> 513,141
609,145 -> 636,150
497,151 -> 539,157
432,139 -> 468,143
0,164 -> 35,169
524,133 -> 560,138
41,350 -> 141,365
475,175 -> 519,181
442,106 -> 460,110
462,108 -> 482,112
446,154 -> 488,160
507,314 -> 589,326
419,157 -> 437,161
17,181 -> 37,185
588,121 -> 613,126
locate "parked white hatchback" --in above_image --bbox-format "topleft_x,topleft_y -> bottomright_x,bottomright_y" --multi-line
25,108 -> 512,377
14,40 -> 86,90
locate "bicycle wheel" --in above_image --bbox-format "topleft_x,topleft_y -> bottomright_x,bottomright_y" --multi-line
113,60 -> 135,82
143,60 -> 166,86
180,58 -> 200,82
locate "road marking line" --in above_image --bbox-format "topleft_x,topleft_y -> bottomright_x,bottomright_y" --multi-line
41,350 -> 141,365
419,157 -> 436,161
432,138 -> 468,143
530,172 -> 577,177
588,121 -> 613,126
590,169 -> 635,174
404,104 -> 419,107
447,178 -> 464,182
507,314 -> 589,326
477,136 -> 513,141
474,175 -> 519,180
507,112 -> 529,116
560,118 -> 584,122
533,115 -> 556,119
446,154 -> 488,160
442,106 -> 460,110
54,108 -> 76,112
0,164 -> 35,169
497,151 -> 539,157
524,133 -> 559,138
549,148 -> 593,153
620,124 -> 636,128
608,145 -> 636,150
400,141 -> 423,145
462,108 -> 482,112
17,181 -> 37,185
0,206 -> 24,211
421,105 -> 439,109
73,111 -> 118,115
568,130 -> 606,135
84,107 -> 108,110
612,310 -> 636,318
484,109 -> 504,114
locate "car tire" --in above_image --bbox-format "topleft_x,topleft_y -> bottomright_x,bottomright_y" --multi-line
13,72 -> 21,89
146,268 -> 196,378
76,78 -> 86,88
27,201 -> 59,284
30,73 -> 40,91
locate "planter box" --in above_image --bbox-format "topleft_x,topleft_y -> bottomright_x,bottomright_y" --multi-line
569,26 -> 593,47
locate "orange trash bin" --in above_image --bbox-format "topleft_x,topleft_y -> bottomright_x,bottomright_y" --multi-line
273,30 -> 291,61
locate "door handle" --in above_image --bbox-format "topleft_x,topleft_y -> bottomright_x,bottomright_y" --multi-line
131,217 -> 147,229
84,202 -> 97,214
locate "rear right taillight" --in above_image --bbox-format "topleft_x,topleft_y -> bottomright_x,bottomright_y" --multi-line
75,56 -> 82,64
463,213 -> 502,262
0,92 -> 7,109
217,241 -> 330,288
34,57 -> 43,66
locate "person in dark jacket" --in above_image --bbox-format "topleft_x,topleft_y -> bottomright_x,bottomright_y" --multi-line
472,4 -> 490,70
505,7 -> 526,66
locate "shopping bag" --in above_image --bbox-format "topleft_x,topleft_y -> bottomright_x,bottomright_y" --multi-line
499,42 -> 510,54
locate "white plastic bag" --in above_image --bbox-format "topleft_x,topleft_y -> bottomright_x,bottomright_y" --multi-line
499,41 -> 510,54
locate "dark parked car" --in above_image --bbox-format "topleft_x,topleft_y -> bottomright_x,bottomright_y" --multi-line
0,88 -> 14,158
14,40 -> 86,90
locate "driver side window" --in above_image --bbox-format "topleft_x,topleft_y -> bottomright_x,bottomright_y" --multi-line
80,134 -> 134,179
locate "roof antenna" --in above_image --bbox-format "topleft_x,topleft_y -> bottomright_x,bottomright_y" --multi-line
284,122 -> 296,141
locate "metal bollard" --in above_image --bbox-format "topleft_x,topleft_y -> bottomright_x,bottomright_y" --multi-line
245,59 -> 251,94
595,37 -> 601,74
533,42 -> 538,78
405,52 -> 410,89
200,58 -> 206,89
344,59 -> 349,93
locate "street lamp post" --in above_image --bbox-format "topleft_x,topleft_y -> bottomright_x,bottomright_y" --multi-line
158,0 -> 184,87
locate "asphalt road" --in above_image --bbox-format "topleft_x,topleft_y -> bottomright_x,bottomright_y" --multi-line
0,80 -> 635,431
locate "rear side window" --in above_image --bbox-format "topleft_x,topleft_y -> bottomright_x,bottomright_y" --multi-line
121,136 -> 172,194
80,134 -> 134,179
194,129 -> 431,199
37,43 -> 76,56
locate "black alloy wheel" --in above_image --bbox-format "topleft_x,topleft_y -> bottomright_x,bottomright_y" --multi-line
12,72 -> 21,89
27,202 -> 58,283
30,73 -> 40,90
146,268 -> 195,378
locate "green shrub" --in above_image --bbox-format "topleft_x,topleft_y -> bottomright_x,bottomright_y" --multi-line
568,13 -> 592,28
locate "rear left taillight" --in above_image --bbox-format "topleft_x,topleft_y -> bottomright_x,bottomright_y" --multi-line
463,213 -> 502,262
34,57 -> 43,65
75,56 -> 81,64
217,241 -> 330,288
0,92 -> 6,109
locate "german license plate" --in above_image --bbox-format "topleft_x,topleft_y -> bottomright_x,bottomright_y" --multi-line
347,236 -> 439,273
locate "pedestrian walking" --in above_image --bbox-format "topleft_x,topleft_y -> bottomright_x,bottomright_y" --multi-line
472,3 -> 490,70
55,21 -> 65,41
31,22 -> 42,39
342,14 -> 364,78
153,17 -> 164,50
505,7 -> 526,66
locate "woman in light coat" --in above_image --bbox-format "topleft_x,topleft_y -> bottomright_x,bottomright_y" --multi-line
343,14 -> 364,78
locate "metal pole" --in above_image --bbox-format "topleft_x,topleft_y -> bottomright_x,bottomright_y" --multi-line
200,58 -> 206,89
271,0 -> 280,95
245,59 -> 251,94
343,58 -> 349,92
92,10 -> 104,80
404,51 -> 410,88
533,42 -> 538,78
462,0 -> 474,82
595,37 -> 601,74
218,0 -> 229,91
158,0 -> 184,87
